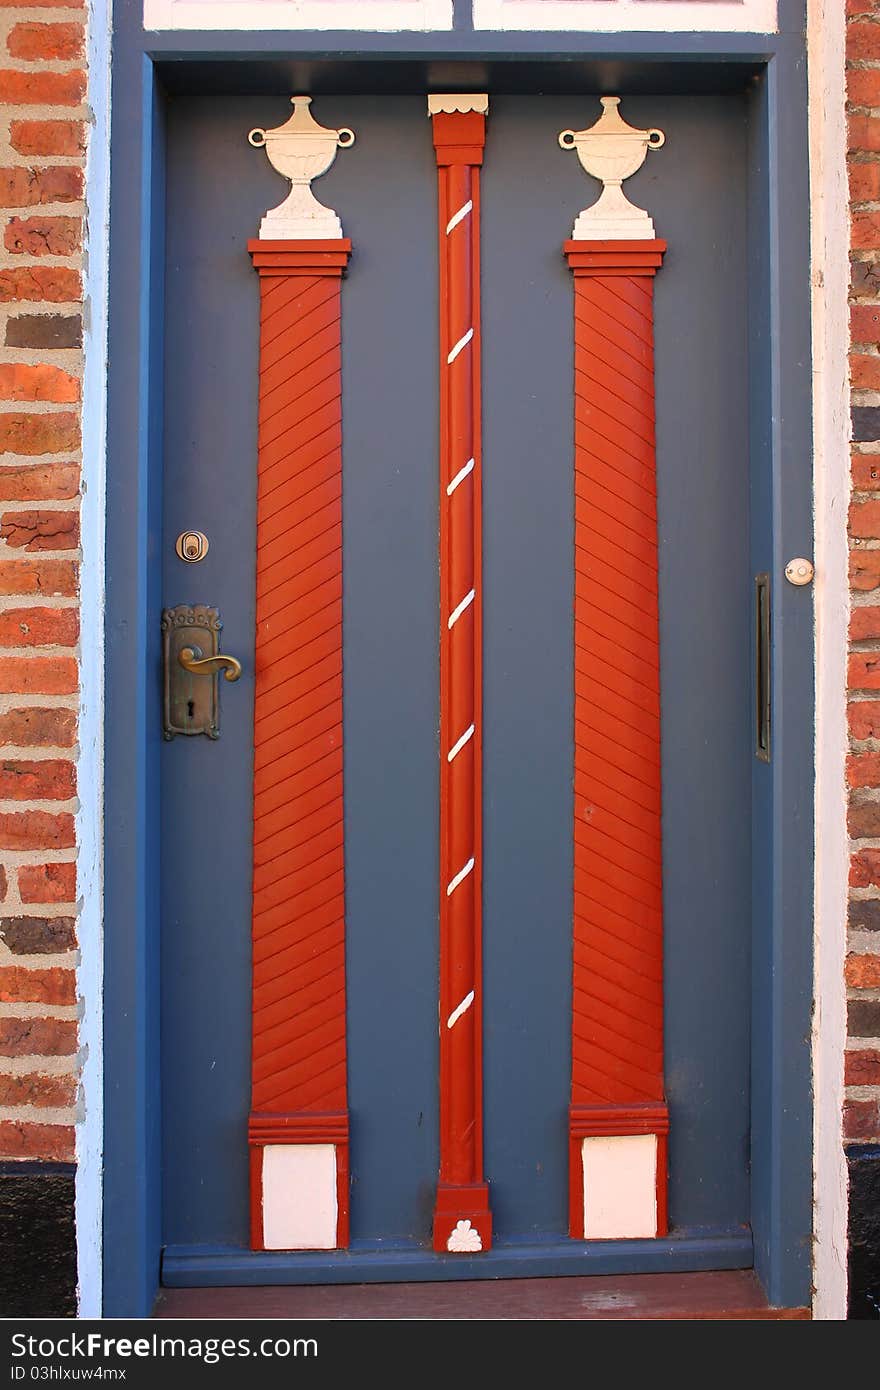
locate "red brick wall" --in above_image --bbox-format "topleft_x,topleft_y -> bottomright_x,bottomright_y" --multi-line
0,0 -> 85,1167
848,0 -> 880,1147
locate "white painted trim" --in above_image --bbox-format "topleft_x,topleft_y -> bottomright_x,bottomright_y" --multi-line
582,1134 -> 657,1240
75,0 -> 112,1320
262,1145 -> 337,1250
473,0 -> 777,33
808,0 -> 850,1323
143,0 -> 452,31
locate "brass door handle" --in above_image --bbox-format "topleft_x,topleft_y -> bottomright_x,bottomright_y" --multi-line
178,645 -> 242,683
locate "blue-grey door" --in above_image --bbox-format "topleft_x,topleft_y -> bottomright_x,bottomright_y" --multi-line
160,91 -> 753,1277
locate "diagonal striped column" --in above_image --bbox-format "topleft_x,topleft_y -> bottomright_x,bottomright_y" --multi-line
565,239 -> 669,1241
429,94 -> 493,1255
247,239 -> 351,1252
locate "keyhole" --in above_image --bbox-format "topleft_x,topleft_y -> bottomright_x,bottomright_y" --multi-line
187,699 -> 195,719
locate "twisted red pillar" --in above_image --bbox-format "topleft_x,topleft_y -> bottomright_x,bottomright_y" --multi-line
566,239 -> 669,1240
247,239 -> 351,1251
430,100 -> 492,1254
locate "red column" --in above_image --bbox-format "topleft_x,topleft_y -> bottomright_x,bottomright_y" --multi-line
566,240 -> 669,1240
247,239 -> 351,1250
430,99 -> 492,1255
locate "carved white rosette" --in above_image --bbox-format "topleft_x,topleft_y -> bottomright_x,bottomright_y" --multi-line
446,1219 -> 483,1253
249,95 -> 355,240
559,97 -> 665,241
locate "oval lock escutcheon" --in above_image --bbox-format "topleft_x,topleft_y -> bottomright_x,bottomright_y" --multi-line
176,530 -> 209,564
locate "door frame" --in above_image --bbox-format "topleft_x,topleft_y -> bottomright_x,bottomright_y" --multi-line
103,0 -> 815,1317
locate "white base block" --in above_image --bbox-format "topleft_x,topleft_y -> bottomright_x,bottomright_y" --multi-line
572,211 -> 656,241
259,213 -> 343,241
262,1143 -> 337,1250
582,1134 -> 658,1239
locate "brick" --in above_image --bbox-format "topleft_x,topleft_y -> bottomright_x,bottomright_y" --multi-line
0,365 -> 78,405
0,69 -> 85,108
4,215 -> 80,258
5,315 -> 81,350
18,862 -> 75,904
850,497 -> 880,535
850,68 -> 880,110
846,1049 -> 880,1085
847,952 -> 880,987
0,915 -> 74,953
0,464 -> 78,501
1,510 -> 78,550
849,652 -> 880,689
0,759 -> 74,800
852,208 -> 880,249
849,997 -> 880,1035
0,413 -> 79,456
0,509 -> 79,552
0,966 -> 74,1005
7,23 -> 84,63
0,1071 -> 74,1108
851,848 -> 880,885
850,160 -> 880,204
851,303 -> 880,343
0,1121 -> 74,1161
852,452 -> 880,490
0,166 -> 81,209
850,547 -> 880,589
852,354 -> 880,391
848,0 -> 880,14
851,608 -> 880,641
0,558 -> 77,596
0,656 -> 76,695
850,898 -> 880,931
849,797 -> 880,837
848,749 -> 880,785
847,19 -> 880,61
0,1016 -> 75,1056
0,607 -> 77,647
0,266 -> 80,305
853,407 -> 880,444
844,1098 -> 880,1141
0,706 -> 75,747
9,120 -> 85,159
852,258 -> 880,297
850,114 -> 880,156
0,810 -> 74,850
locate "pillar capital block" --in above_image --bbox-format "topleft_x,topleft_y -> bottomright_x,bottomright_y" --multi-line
430,110 -> 487,167
564,239 -> 666,275
247,238 -> 352,276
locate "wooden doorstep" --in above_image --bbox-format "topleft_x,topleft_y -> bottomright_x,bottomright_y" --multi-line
154,1270 -> 810,1320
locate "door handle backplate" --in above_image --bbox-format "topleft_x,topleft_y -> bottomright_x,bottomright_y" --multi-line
162,603 -> 241,740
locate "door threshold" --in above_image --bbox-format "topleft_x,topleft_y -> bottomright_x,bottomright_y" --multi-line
154,1270 -> 809,1320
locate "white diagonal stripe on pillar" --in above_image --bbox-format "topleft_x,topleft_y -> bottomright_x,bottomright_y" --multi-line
446,857 -> 475,897
447,328 -> 474,364
447,458 -> 475,496
446,199 -> 473,234
447,588 -> 475,629
447,724 -> 475,763
447,990 -> 475,1029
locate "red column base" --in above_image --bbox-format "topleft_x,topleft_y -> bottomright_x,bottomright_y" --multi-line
248,1112 -> 349,1251
432,1182 -> 493,1253
569,1104 -> 668,1241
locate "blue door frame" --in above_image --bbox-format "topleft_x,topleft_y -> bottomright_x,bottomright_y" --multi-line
103,0 -> 814,1317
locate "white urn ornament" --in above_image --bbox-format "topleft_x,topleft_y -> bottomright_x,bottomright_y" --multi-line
558,97 -> 665,241
249,95 -> 355,240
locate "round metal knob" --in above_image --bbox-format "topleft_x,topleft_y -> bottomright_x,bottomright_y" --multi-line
784,558 -> 814,587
